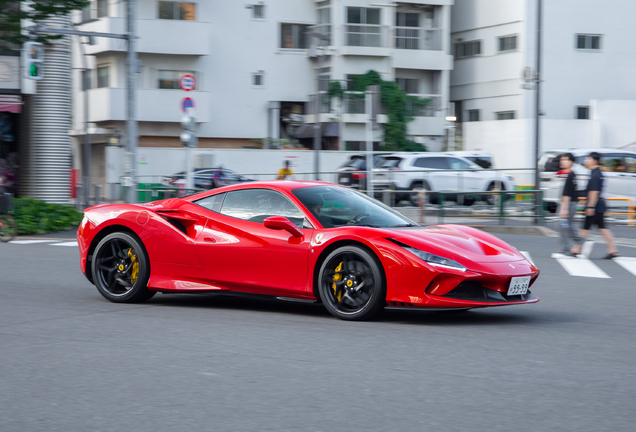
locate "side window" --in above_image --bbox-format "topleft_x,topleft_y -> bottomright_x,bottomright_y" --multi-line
599,154 -> 625,172
195,193 -> 225,213
414,157 -> 449,169
624,157 -> 636,173
447,158 -> 471,170
220,189 -> 307,228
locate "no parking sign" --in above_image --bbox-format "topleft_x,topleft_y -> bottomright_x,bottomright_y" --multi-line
179,74 -> 196,91
181,97 -> 195,113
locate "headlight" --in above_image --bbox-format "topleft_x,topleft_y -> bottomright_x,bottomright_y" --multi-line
402,246 -> 466,272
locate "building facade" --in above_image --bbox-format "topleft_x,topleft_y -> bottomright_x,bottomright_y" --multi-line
450,0 -> 636,171
71,0 -> 454,191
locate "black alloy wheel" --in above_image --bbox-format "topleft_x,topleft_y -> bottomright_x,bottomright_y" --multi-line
318,246 -> 385,321
91,232 -> 155,303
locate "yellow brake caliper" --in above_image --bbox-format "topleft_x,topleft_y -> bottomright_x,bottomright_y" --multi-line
332,262 -> 344,303
128,248 -> 139,284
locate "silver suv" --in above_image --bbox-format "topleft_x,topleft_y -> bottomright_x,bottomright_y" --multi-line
372,153 -> 514,205
539,149 -> 636,212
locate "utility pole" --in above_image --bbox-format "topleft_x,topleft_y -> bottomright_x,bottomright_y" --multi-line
534,0 -> 543,223
125,0 -> 138,204
309,32 -> 329,181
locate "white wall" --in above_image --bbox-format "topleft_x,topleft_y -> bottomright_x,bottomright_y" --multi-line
591,100 -> 636,149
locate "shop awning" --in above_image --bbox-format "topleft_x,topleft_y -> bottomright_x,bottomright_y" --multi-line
0,95 -> 22,113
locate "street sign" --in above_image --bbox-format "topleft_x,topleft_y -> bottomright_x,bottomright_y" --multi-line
181,97 -> 195,113
179,74 -> 196,91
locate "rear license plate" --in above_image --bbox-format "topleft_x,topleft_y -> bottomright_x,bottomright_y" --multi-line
340,178 -> 350,184
508,276 -> 531,295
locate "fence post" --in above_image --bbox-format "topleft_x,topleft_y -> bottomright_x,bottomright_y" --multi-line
538,190 -> 545,226
439,192 -> 445,224
418,190 -> 426,224
499,190 -> 505,225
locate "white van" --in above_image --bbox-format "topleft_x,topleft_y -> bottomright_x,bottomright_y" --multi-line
539,149 -> 636,212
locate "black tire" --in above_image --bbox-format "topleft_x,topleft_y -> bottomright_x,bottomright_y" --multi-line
318,246 -> 385,321
91,232 -> 155,303
0,214 -> 17,242
408,181 -> 430,207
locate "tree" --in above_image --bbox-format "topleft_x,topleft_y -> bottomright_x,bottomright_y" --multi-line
0,0 -> 90,51
350,70 -> 430,152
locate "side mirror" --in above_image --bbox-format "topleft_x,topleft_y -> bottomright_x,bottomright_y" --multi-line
264,216 -> 304,238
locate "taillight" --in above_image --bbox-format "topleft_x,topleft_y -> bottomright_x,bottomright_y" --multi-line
352,173 -> 366,179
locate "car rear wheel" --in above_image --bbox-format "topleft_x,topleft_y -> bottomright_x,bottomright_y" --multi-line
91,232 -> 155,303
486,182 -> 506,205
318,246 -> 385,321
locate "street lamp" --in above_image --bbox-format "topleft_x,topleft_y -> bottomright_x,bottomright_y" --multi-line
308,31 -> 330,181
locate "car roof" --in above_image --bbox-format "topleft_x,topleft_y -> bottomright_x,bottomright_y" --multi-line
543,148 -> 636,156
183,180 -> 340,201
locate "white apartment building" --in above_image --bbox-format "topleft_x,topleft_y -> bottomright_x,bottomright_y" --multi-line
450,0 -> 636,171
70,0 -> 453,189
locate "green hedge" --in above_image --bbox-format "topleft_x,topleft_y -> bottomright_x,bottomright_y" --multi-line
13,198 -> 84,235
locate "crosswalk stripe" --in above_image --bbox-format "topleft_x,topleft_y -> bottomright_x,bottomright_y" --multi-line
613,257 -> 636,277
551,253 -> 611,278
8,239 -> 57,245
520,251 -> 534,265
49,241 -> 78,247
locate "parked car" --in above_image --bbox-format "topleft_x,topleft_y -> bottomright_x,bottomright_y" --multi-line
337,154 -> 390,191
539,148 -> 636,212
163,167 -> 254,190
372,152 -> 514,205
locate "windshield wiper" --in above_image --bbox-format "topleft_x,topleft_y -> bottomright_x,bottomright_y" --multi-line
389,223 -> 419,227
352,223 -> 381,228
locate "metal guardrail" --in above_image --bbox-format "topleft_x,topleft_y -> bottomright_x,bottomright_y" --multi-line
576,197 -> 635,226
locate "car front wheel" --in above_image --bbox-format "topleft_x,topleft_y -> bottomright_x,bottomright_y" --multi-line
318,246 -> 385,321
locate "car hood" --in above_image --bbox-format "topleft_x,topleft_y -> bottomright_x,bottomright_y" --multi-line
383,225 -> 523,264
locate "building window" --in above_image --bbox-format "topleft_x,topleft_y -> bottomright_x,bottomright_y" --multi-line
316,1 -> 331,44
498,35 -> 517,52
468,109 -> 480,122
576,106 -> 590,119
253,71 -> 264,86
252,4 -> 265,19
81,70 -> 92,90
158,70 -> 195,89
97,0 -> 108,18
396,78 -> 419,94
346,7 -> 381,47
576,34 -> 601,50
496,111 -> 516,120
318,67 -> 330,92
455,40 -> 481,59
158,2 -> 196,21
97,65 -> 109,88
280,24 -> 308,49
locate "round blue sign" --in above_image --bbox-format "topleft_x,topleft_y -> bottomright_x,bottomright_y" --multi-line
181,97 -> 195,113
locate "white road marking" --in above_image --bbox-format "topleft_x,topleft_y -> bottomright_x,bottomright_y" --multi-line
520,251 -> 534,265
551,253 -> 611,278
50,241 -> 78,247
613,257 -> 636,277
9,239 -> 57,245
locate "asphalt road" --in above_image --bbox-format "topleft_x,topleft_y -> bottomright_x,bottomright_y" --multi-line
1,233 -> 635,432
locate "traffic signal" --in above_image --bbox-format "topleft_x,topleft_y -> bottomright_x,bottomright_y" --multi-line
23,41 -> 44,81
180,113 -> 198,148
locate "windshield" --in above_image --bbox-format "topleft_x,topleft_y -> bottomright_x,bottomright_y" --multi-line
292,186 -> 417,228
379,157 -> 402,168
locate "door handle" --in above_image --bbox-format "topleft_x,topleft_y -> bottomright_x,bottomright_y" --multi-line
203,237 -> 216,243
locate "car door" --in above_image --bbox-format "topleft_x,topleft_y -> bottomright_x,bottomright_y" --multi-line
598,153 -> 625,198
622,156 -> 636,199
192,189 -> 313,296
413,156 -> 453,190
447,157 -> 483,191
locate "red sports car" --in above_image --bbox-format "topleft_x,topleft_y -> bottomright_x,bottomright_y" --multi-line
77,181 -> 539,320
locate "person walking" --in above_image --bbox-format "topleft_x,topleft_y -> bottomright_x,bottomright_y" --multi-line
277,160 -> 294,180
571,152 -> 619,259
557,153 -> 581,255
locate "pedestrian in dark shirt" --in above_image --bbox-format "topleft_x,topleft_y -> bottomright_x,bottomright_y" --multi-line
571,152 -> 619,259
558,153 -> 581,255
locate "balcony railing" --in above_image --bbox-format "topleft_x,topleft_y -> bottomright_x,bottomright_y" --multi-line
343,91 -> 366,114
406,94 -> 441,117
345,24 -> 388,48
307,91 -> 331,115
395,27 -> 442,51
